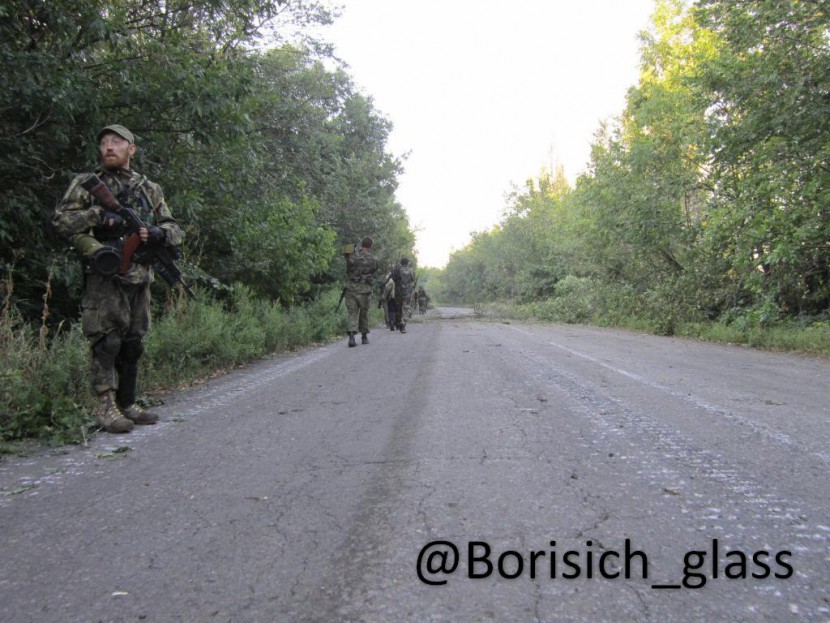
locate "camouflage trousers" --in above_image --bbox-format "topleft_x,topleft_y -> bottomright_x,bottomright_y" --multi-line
382,298 -> 397,329
395,293 -> 412,327
82,274 -> 151,394
345,289 -> 371,334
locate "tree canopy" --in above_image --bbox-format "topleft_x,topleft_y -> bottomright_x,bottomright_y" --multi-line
1,0 -> 415,323
440,0 -> 829,326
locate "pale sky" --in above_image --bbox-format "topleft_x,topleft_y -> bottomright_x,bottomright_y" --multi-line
322,0 -> 656,267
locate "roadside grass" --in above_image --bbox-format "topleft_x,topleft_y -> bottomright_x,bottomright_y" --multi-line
5,277 -> 826,449
676,320 -> 830,357
1,284 -> 353,448
0,308 -> 92,447
472,277 -> 830,358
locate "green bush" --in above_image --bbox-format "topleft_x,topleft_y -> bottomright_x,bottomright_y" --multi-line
2,284 -> 354,445
1,312 -> 92,445
678,317 -> 830,357
144,284 -> 350,388
473,276 -> 830,357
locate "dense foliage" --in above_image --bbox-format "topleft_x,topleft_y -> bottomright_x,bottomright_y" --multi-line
438,0 -> 829,330
1,284 -> 371,445
1,0 -> 418,442
0,0 -> 415,324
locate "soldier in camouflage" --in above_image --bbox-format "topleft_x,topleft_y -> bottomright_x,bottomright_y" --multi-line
343,236 -> 378,347
52,124 -> 183,433
417,286 -> 430,314
378,266 -> 397,330
392,257 -> 415,333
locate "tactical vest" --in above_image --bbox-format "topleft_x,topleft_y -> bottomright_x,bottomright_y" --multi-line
90,171 -> 158,244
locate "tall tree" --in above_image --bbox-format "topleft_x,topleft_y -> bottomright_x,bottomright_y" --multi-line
1,0 -> 415,318
695,0 -> 830,314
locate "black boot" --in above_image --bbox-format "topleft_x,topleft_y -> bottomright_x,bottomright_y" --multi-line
348,332 -> 357,347
361,333 -> 369,345
115,358 -> 139,411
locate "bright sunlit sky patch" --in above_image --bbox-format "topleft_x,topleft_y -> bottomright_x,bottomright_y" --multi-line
321,0 -> 656,267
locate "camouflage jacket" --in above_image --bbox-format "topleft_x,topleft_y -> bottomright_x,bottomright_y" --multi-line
52,167 -> 183,285
393,265 -> 415,298
345,249 -> 378,294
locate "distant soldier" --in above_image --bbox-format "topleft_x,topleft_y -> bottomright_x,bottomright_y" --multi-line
52,124 -> 183,433
392,257 -> 415,333
343,236 -> 378,347
417,286 -> 430,314
378,266 -> 397,330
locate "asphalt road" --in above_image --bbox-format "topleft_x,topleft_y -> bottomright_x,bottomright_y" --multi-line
1,308 -> 829,622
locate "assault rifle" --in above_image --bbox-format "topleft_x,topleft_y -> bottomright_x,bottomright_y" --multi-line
335,287 -> 347,312
81,174 -> 195,298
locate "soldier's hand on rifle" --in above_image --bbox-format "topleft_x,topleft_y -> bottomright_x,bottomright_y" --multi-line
95,210 -> 124,237
100,210 -> 122,228
140,226 -> 166,245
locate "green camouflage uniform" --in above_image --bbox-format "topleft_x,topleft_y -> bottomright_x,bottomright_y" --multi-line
380,274 -> 396,329
393,263 -> 415,329
344,249 -> 378,334
52,167 -> 182,397
417,287 -> 429,314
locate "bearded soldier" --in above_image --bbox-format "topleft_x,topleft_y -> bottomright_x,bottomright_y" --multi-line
52,124 -> 183,433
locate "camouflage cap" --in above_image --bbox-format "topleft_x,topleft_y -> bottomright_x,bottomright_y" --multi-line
97,124 -> 134,144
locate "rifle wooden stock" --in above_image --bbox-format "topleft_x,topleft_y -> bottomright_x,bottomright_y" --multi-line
80,176 -> 122,211
80,174 -> 195,297
81,174 -> 145,272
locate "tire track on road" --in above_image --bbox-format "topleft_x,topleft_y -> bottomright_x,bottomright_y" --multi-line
499,328 -> 829,613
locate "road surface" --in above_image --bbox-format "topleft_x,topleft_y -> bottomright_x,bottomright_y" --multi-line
1,308 -> 828,622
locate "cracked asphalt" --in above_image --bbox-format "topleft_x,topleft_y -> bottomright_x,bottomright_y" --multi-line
1,309 -> 829,622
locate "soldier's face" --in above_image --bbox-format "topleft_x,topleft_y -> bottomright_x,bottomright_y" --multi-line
99,133 -> 135,170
